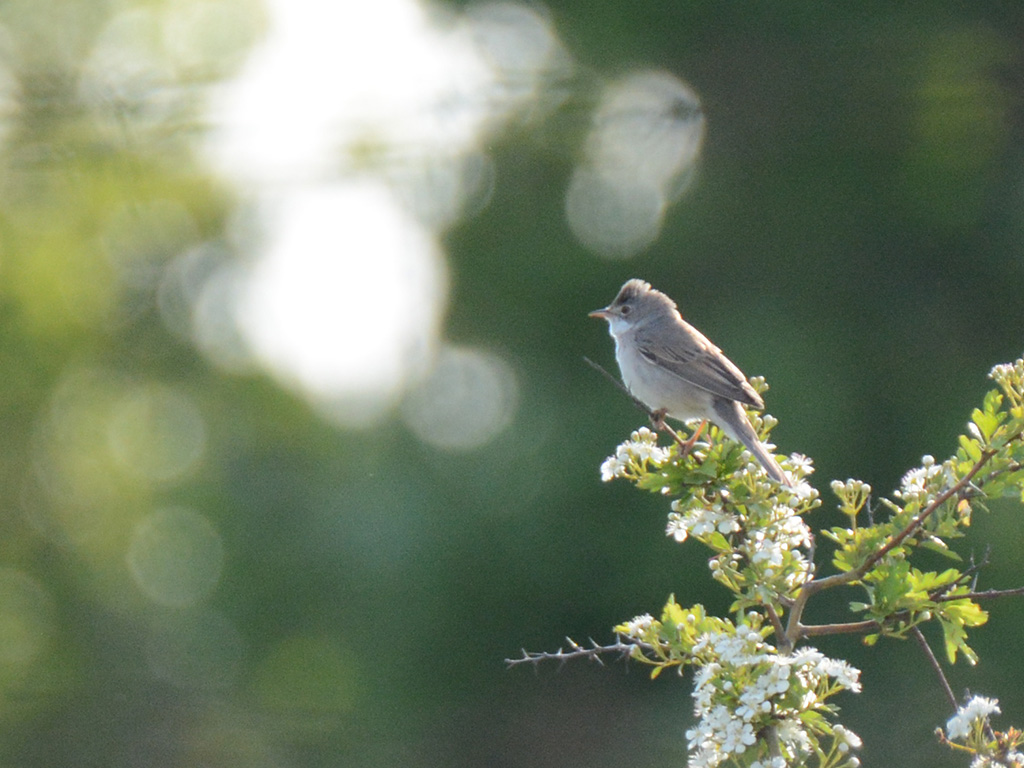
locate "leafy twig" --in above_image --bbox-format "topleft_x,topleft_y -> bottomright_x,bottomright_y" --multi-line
785,446 -> 1000,647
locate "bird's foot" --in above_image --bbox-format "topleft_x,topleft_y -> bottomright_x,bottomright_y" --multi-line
650,411 -> 707,460
677,419 -> 707,458
649,408 -> 669,431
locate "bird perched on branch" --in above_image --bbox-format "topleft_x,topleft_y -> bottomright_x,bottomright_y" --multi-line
590,278 -> 790,486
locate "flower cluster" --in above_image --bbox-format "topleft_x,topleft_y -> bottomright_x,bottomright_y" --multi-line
599,427 -> 671,481
666,501 -> 739,542
738,505 -> 813,588
947,696 -> 1001,741
990,359 -> 1024,406
942,695 -> 1024,767
685,625 -> 861,768
585,359 -> 1024,764
894,454 -> 950,504
667,471 -> 818,598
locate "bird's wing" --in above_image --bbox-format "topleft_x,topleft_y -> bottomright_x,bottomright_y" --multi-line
634,319 -> 764,408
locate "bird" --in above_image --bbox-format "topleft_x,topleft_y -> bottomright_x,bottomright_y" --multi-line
589,278 -> 790,486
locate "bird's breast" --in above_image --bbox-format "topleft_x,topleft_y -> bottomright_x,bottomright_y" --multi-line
614,336 -> 711,422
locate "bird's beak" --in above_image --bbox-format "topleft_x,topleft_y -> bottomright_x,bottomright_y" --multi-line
588,306 -> 611,319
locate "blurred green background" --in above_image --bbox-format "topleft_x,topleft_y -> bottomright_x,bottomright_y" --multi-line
1,0 -> 1023,766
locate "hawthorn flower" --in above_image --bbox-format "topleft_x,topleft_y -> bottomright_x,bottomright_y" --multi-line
786,453 -> 814,477
668,501 -> 741,542
946,696 -> 1000,740
684,626 -> 861,767
989,358 -> 1024,401
833,724 -> 862,752
599,427 -> 670,481
895,455 -> 947,503
666,512 -> 689,542
621,613 -> 654,639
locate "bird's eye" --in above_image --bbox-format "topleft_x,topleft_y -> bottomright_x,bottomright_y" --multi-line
619,304 -> 631,315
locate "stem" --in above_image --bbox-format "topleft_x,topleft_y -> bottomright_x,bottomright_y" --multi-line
765,603 -> 787,649
798,619 -> 879,637
934,585 -> 1024,602
584,356 -> 647,414
911,626 -> 957,712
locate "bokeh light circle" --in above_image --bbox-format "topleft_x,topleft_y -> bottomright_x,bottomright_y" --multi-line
127,507 -> 224,607
107,383 -> 206,483
401,345 -> 517,450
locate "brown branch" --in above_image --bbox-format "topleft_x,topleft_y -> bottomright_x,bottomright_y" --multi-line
911,626 -> 957,712
764,603 -> 786,647
784,447 -> 999,647
797,619 -> 880,637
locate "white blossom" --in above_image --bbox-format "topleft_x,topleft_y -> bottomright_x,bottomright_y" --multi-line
599,454 -> 627,481
833,724 -> 862,751
599,427 -> 670,482
946,695 -> 1001,740
685,627 -> 861,767
666,512 -> 689,542
621,613 -> 654,639
895,454 -> 945,503
786,453 -> 814,476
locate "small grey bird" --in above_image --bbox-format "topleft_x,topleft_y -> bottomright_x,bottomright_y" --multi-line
590,278 -> 790,485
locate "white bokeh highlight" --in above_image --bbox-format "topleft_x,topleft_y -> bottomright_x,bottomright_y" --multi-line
567,70 -> 705,258
198,0 -> 569,434
401,345 -> 518,450
235,181 -> 448,422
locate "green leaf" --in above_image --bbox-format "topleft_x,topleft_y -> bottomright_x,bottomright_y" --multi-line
958,434 -> 983,462
938,599 -> 988,665
983,388 -> 1004,416
910,568 -> 960,591
636,473 -> 670,492
971,404 -> 1004,443
919,539 -> 962,560
706,531 -> 731,552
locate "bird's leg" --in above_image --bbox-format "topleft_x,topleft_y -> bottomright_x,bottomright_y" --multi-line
650,410 -> 706,459
678,419 -> 707,458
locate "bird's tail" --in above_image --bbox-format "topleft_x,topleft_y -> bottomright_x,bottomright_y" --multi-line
711,399 -> 792,487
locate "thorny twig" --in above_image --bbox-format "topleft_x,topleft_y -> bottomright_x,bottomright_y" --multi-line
505,636 -> 641,669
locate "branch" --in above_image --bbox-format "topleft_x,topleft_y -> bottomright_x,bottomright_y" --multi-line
505,636 -> 639,668
784,447 -> 999,646
934,586 -> 1024,603
911,626 -> 957,712
583,356 -> 649,417
797,619 -> 880,637
765,603 -> 786,645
